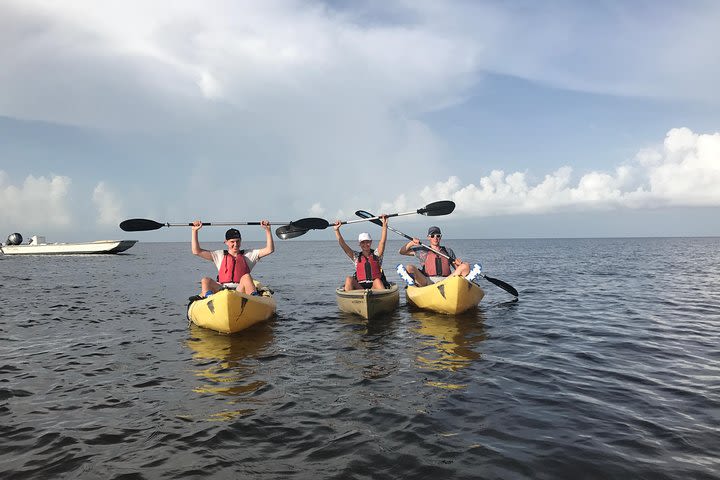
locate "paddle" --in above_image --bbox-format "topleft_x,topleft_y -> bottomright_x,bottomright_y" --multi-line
356,210 -> 519,297
119,217 -> 327,232
275,200 -> 455,239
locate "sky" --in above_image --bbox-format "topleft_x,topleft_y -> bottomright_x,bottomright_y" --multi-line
1,0 -> 719,242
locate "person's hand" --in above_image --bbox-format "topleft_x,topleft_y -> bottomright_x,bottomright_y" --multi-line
380,214 -> 388,226
260,220 -> 271,231
411,238 -> 420,246
453,258 -> 463,267
192,220 -> 202,232
333,220 -> 342,231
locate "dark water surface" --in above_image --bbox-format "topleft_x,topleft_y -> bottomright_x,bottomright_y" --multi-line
1,238 -> 719,479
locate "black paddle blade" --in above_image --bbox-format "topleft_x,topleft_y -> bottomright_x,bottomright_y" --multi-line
275,224 -> 309,240
483,274 -> 519,297
355,210 -> 383,226
292,217 -> 330,230
419,200 -> 455,216
119,218 -> 165,232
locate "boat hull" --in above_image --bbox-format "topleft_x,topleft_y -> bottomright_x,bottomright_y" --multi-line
187,285 -> 276,334
405,276 -> 485,315
336,283 -> 400,319
1,240 -> 137,255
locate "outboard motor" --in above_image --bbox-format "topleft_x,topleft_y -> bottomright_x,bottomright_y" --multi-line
6,233 -> 23,245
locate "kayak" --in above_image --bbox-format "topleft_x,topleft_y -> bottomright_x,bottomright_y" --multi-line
335,283 -> 400,319
187,282 -> 276,334
405,276 -> 485,315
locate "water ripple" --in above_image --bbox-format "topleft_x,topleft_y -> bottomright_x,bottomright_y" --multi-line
1,239 -> 719,478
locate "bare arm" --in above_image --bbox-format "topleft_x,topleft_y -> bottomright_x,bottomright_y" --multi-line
256,220 -> 275,258
334,221 -> 355,260
376,214 -> 388,257
191,220 -> 214,261
398,237 -> 420,256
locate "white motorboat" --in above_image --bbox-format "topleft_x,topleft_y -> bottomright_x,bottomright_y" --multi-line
1,234 -> 137,255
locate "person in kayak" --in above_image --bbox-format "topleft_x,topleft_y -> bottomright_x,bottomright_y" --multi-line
191,220 -> 274,297
334,214 -> 389,290
397,226 -> 470,287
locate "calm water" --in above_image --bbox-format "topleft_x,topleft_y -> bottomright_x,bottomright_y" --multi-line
1,238 -> 719,479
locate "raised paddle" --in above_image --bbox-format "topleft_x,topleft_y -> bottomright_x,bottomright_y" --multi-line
119,218 -> 327,232
356,210 -> 519,297
275,200 -> 456,239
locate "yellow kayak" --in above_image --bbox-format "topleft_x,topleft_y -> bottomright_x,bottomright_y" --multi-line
405,276 -> 485,315
187,283 -> 276,334
335,283 -> 400,319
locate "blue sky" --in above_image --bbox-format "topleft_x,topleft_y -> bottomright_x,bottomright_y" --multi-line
1,0 -> 719,242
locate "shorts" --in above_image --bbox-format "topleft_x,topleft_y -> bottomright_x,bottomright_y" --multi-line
358,280 -> 374,289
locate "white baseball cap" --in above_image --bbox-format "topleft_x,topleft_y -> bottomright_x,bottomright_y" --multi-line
358,232 -> 372,242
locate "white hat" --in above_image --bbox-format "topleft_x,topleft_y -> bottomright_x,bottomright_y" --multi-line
358,232 -> 372,242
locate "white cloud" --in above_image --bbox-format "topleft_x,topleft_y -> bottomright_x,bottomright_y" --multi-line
0,171 -> 73,229
309,202 -> 325,216
0,0 -> 480,130
92,181 -> 125,226
406,128 -> 720,216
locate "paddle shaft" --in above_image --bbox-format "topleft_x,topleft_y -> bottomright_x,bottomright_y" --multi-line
339,210 -> 425,226
166,221 -> 288,227
119,217 -> 295,232
274,200 -> 455,239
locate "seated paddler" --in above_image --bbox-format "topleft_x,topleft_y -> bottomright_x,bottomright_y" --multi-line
191,220 -> 274,297
333,214 -> 389,291
397,225 -> 471,287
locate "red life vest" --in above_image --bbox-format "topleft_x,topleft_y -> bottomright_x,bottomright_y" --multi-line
217,250 -> 250,283
424,247 -> 452,276
356,252 -> 382,282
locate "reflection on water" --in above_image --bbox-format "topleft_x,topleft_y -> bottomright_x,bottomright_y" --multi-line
336,311 -> 403,382
410,309 -> 486,388
337,309 -> 402,338
185,322 -> 275,420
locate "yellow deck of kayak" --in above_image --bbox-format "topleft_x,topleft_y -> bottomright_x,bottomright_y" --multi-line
405,276 -> 485,315
187,283 -> 276,334
335,283 -> 400,319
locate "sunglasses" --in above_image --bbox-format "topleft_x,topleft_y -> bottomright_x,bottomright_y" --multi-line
429,234 -> 442,239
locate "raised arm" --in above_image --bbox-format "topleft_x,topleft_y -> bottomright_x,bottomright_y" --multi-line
334,221 -> 355,260
256,220 -> 275,258
376,214 -> 389,257
191,220 -> 214,261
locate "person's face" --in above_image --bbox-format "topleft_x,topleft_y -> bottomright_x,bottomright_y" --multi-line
225,238 -> 241,253
359,240 -> 372,252
428,233 -> 441,246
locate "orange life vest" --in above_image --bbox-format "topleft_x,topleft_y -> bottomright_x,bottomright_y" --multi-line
218,250 -> 250,283
356,252 -> 382,282
423,247 -> 452,276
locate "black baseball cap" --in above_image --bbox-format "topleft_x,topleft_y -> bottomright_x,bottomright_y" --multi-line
225,228 -> 241,240
427,226 -> 442,236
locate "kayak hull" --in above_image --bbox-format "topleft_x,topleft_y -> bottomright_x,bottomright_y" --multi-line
405,276 -> 484,315
336,283 -> 400,319
187,285 -> 276,334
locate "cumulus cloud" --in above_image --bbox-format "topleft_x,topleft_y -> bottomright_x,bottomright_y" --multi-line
309,202 -> 325,216
0,0 -> 480,130
412,128 -> 720,216
92,181 -> 125,226
0,171 -> 73,229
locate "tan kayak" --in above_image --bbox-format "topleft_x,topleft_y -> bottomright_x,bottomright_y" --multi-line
187,282 -> 276,334
406,276 -> 484,315
335,283 -> 400,319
